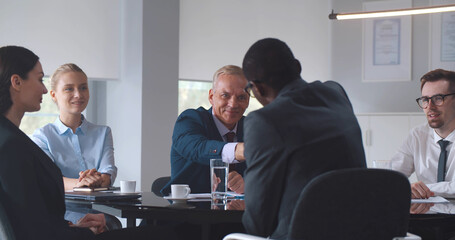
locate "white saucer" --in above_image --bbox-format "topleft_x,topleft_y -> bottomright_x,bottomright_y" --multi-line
163,196 -> 194,203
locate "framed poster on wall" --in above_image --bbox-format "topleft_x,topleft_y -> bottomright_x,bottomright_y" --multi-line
430,0 -> 455,71
362,0 -> 412,82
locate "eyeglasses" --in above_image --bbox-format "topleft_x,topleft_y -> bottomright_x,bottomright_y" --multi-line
244,81 -> 255,98
416,93 -> 455,109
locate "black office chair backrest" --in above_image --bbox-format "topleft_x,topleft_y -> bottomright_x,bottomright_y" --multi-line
0,199 -> 15,240
289,168 -> 411,240
151,176 -> 171,197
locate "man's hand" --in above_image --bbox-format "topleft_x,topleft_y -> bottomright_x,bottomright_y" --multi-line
410,203 -> 434,214
73,213 -> 106,234
212,174 -> 221,192
411,181 -> 434,199
227,200 -> 245,210
235,143 -> 245,161
227,171 -> 244,194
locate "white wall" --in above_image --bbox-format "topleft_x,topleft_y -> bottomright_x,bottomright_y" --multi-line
331,0 -> 431,113
180,0 -> 332,82
0,0 -> 120,79
106,0 -> 143,188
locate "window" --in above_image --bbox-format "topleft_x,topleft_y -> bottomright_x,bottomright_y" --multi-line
19,77 -> 59,135
178,80 -> 263,115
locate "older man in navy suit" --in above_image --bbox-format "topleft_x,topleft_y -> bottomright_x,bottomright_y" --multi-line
162,65 -> 249,195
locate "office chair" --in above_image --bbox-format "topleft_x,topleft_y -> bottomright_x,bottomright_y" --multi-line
224,168 -> 420,240
0,200 -> 16,240
151,176 -> 171,197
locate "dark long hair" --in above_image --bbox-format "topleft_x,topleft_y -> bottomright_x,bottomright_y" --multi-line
0,46 -> 39,115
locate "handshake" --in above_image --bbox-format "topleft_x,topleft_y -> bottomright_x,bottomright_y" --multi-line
75,168 -> 108,188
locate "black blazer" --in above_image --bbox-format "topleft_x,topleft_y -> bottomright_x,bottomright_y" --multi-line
162,107 -> 247,195
0,116 -> 94,240
242,80 -> 367,239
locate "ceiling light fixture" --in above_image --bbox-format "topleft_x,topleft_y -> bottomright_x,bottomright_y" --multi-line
329,4 -> 455,20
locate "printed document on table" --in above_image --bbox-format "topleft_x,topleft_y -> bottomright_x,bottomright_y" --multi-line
411,196 -> 449,203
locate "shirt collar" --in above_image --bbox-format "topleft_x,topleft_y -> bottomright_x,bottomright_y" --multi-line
54,115 -> 87,135
211,109 -> 238,137
432,127 -> 455,144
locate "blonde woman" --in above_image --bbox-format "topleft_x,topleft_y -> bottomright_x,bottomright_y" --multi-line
31,63 -> 117,191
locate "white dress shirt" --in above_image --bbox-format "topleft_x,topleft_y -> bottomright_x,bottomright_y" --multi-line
212,110 -> 239,164
391,123 -> 455,197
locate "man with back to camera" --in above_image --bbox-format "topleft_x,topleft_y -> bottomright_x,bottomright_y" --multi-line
392,69 -> 455,199
161,65 -> 249,195
241,38 -> 367,239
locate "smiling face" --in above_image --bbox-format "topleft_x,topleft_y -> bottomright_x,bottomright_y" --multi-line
50,71 -> 89,116
209,73 -> 249,130
421,80 -> 455,137
16,61 -> 48,112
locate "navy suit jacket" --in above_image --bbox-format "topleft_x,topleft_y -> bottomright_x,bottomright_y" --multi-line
161,107 -> 246,195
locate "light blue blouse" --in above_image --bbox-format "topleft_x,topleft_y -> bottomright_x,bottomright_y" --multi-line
31,115 -> 117,184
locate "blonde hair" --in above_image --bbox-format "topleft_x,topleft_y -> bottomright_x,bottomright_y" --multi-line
50,63 -> 87,91
212,65 -> 245,90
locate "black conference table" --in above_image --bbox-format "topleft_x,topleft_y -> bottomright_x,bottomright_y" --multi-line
92,192 -> 244,226
66,192 -> 244,240
67,192 -> 455,240
409,200 -> 455,239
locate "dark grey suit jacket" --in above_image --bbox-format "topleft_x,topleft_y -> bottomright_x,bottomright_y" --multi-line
0,116 -> 94,240
242,79 -> 366,239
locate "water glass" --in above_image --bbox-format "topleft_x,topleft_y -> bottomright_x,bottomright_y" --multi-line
210,159 -> 229,200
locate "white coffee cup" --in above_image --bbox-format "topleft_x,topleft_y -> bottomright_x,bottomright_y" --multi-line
120,180 -> 136,193
171,184 -> 191,198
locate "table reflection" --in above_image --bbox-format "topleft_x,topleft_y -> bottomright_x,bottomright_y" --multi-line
410,200 -> 455,214
138,192 -> 245,211
211,199 -> 245,210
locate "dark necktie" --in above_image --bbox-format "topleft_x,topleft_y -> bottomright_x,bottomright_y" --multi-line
225,132 -> 236,172
438,140 -> 450,182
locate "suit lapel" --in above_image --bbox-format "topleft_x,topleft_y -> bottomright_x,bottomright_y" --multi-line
237,117 -> 244,141
204,107 -> 245,142
25,137 -> 65,197
2,117 -> 65,197
205,107 -> 224,141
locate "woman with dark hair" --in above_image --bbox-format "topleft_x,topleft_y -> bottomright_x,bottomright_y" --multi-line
0,46 -> 196,240
0,45 -> 105,239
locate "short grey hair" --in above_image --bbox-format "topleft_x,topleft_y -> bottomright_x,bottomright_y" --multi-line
212,65 -> 245,90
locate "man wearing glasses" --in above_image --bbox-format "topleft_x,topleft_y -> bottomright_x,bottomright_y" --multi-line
392,69 -> 455,199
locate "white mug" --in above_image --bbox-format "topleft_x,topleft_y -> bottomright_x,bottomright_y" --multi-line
120,180 -> 136,193
171,184 -> 191,198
